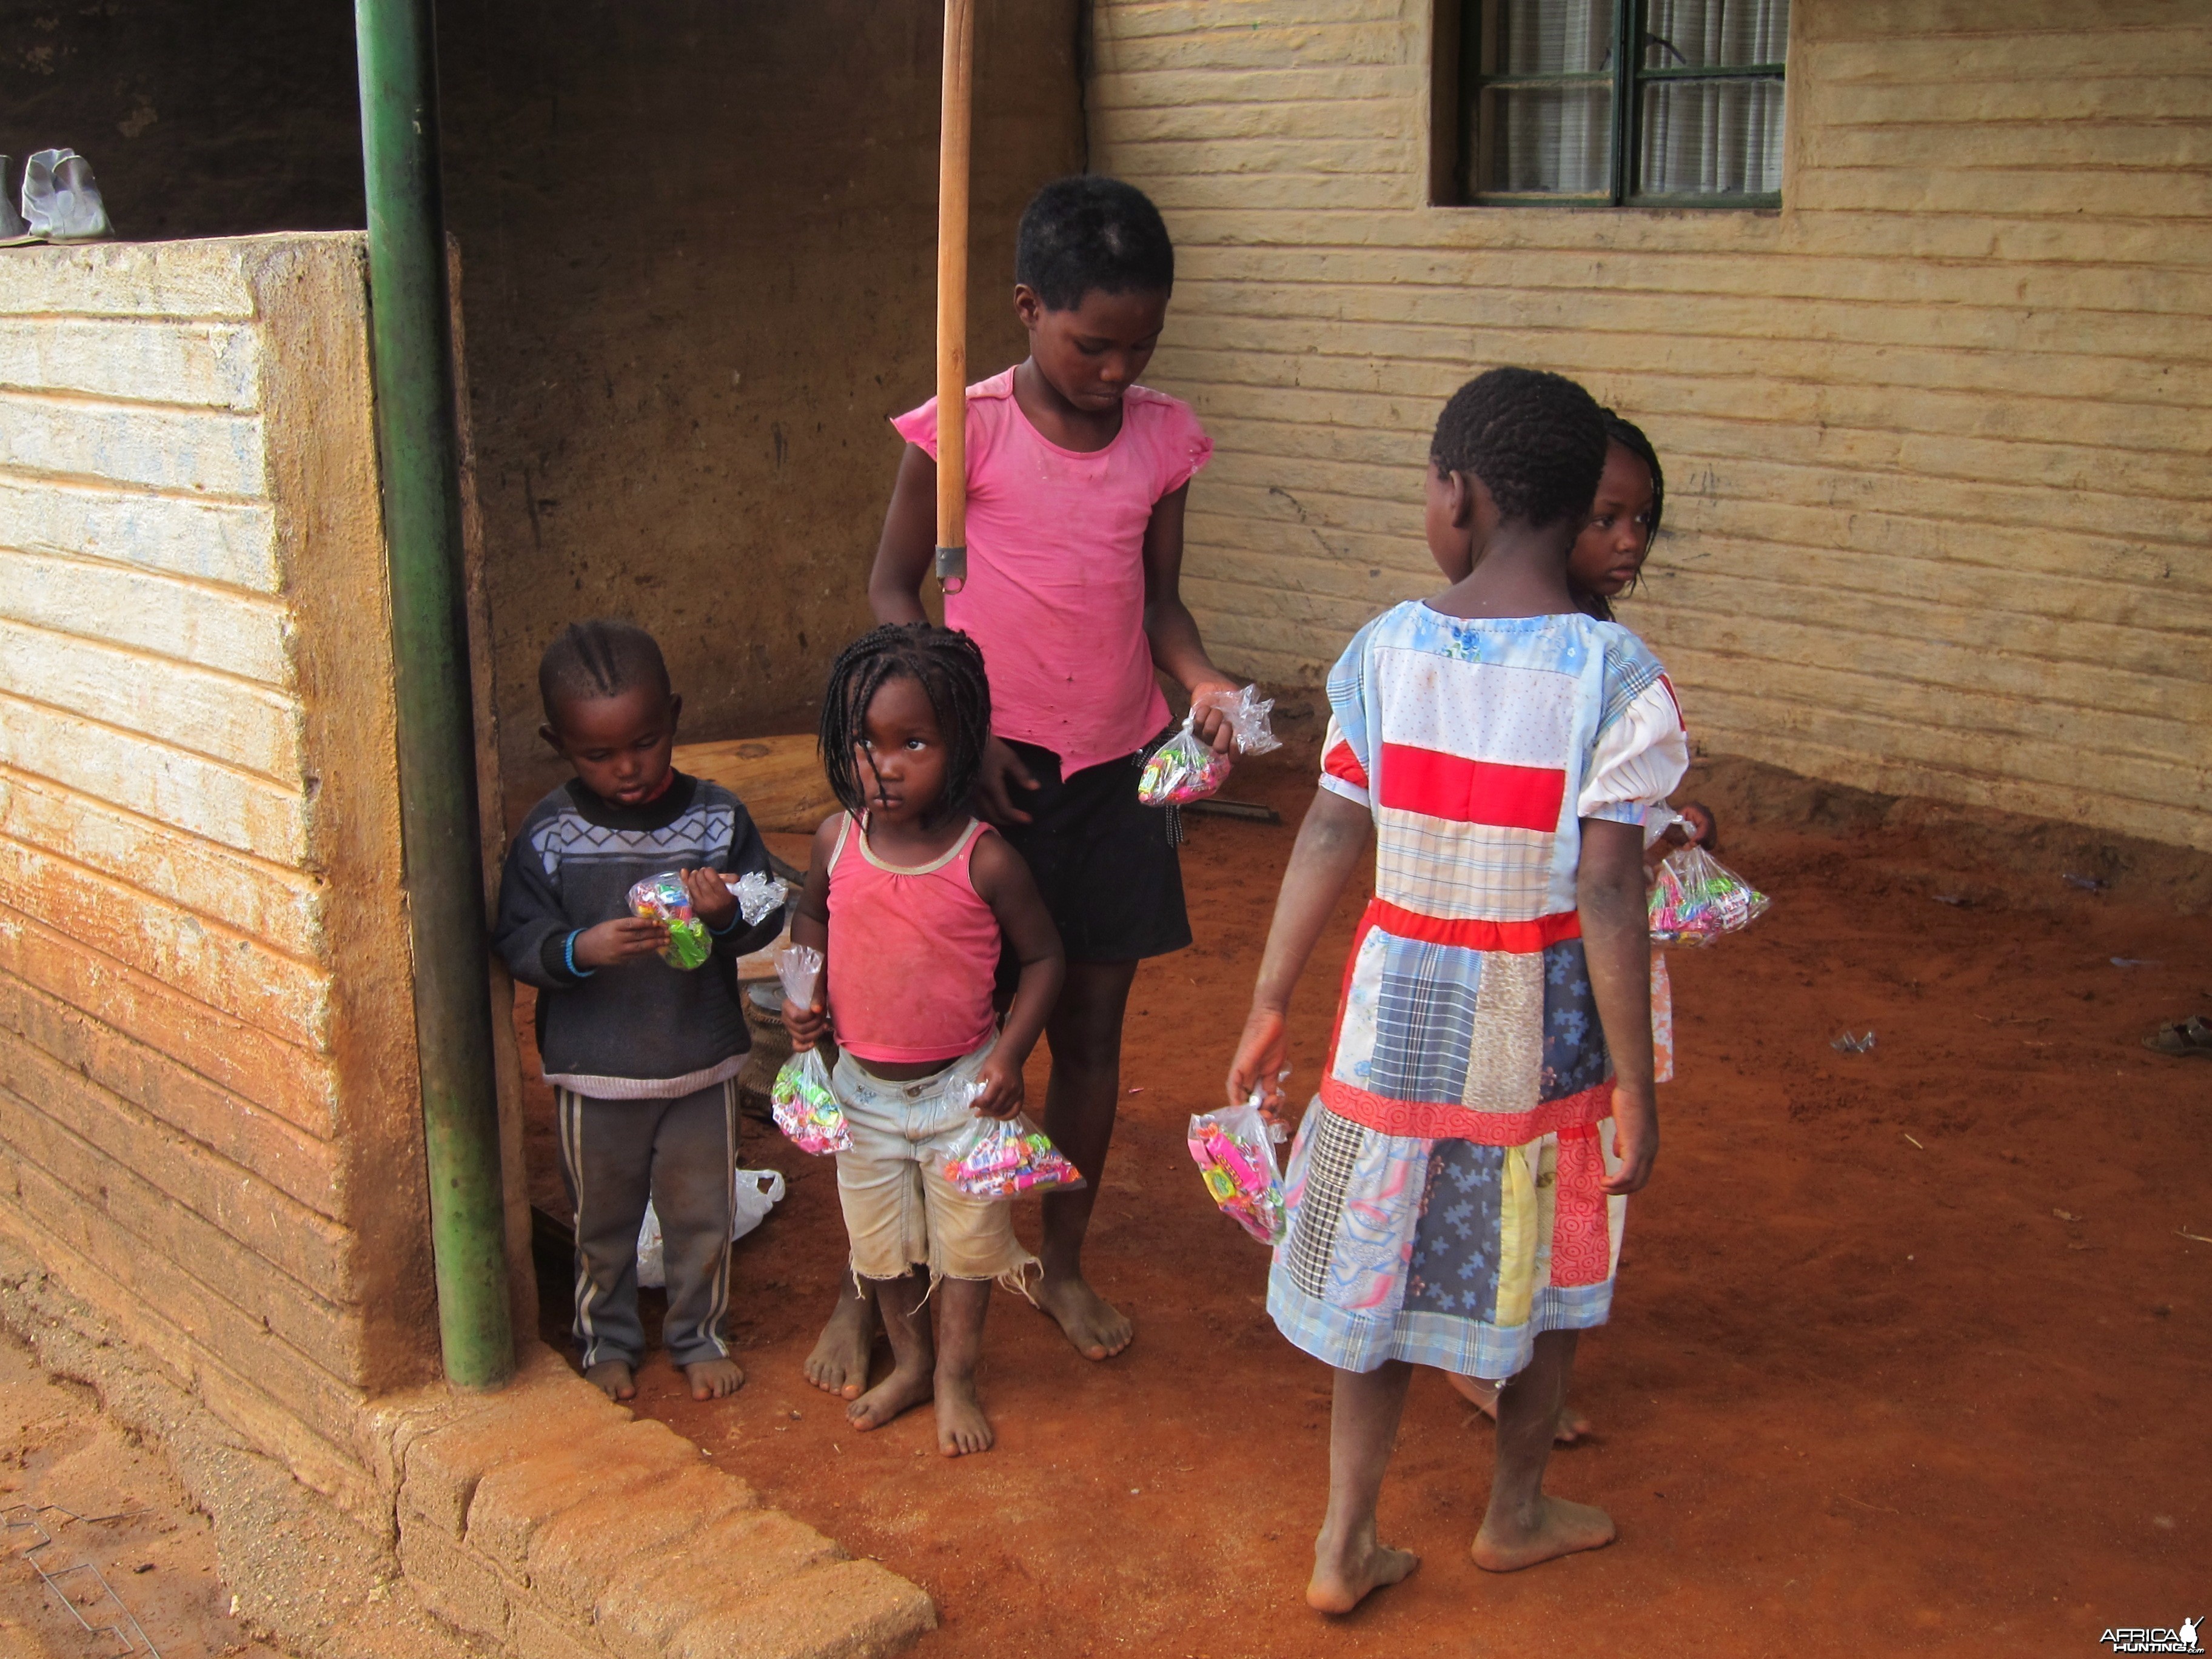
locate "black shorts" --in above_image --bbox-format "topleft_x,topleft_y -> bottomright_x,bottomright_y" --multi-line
995,737 -> 1191,971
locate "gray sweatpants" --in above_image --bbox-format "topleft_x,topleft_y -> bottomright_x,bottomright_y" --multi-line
554,1079 -> 736,1370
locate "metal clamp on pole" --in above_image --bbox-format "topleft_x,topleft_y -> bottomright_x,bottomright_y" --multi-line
355,0 -> 515,1392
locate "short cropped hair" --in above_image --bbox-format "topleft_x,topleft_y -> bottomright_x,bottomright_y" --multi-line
1430,367 -> 1609,529
538,619 -> 670,722
1015,175 -> 1175,311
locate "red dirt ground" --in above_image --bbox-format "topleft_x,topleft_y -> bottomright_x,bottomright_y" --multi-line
521,756 -> 2209,1658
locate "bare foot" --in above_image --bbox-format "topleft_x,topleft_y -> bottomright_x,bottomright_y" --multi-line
805,1292 -> 876,1400
1307,1526 -> 1419,1614
1036,1272 -> 1132,1361
685,1358 -> 745,1401
848,1360 -> 933,1433
1447,1370 -> 1592,1445
1471,1496 -> 1616,1573
934,1373 -> 994,1458
584,1359 -> 635,1401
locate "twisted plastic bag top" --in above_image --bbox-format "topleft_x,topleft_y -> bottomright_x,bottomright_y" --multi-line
728,869 -> 789,927
1647,844 -> 1770,946
775,943 -> 823,1006
1195,683 -> 1282,757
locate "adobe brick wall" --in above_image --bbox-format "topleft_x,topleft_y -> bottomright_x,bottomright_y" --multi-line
0,233 -> 438,1518
1087,0 -> 2211,851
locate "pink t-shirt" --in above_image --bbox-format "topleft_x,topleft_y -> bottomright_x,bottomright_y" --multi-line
891,368 -> 1213,776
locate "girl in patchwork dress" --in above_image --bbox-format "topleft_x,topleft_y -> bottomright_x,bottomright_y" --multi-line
1228,368 -> 1687,1612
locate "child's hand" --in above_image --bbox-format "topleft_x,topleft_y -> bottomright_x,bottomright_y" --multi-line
783,997 -> 830,1051
1601,1084 -> 1658,1195
680,867 -> 738,930
572,917 -> 668,970
975,736 -> 1042,825
968,1053 -> 1025,1120
1187,675 -> 1244,756
1227,1005 -> 1290,1121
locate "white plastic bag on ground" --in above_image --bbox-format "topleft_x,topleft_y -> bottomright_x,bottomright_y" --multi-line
635,1167 -> 786,1289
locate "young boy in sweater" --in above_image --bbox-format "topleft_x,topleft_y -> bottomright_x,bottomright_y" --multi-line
494,620 -> 783,1401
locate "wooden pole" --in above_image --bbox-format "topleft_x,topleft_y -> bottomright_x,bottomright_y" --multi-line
934,0 -> 974,591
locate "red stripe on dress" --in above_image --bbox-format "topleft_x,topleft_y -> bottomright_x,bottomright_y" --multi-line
1549,1122 -> 1612,1286
1323,738 -> 1369,791
1318,1075 -> 1614,1144
1377,743 -> 1564,831
1369,897 -> 1580,952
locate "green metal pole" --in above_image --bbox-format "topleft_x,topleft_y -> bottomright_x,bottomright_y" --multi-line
355,0 -> 514,1391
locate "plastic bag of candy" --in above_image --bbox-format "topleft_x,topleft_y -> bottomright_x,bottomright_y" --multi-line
628,871 -> 711,970
936,1102 -> 1084,1201
1647,843 -> 1771,946
727,869 -> 789,927
1187,1090 -> 1288,1245
769,1046 -> 850,1155
1138,685 -> 1282,808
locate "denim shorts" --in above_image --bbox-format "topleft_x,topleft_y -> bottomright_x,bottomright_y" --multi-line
831,1037 -> 1037,1288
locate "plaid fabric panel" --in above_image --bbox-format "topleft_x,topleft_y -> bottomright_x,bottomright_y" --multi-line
1373,808 -> 1555,922
1367,936 -> 1483,1103
1540,938 -> 1612,1101
1597,633 -> 1669,737
1282,1106 -> 1367,1301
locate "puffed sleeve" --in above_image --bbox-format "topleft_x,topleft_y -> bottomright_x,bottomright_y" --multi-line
1578,661 -> 1689,826
890,394 -> 939,459
1317,622 -> 1376,811
1151,394 -> 1214,501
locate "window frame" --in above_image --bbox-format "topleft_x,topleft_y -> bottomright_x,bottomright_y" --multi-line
1450,1 -> 1787,210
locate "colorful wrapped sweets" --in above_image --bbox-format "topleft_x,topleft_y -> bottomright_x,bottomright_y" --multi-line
937,1108 -> 1084,1201
1647,844 -> 1771,946
1187,1093 -> 1287,1245
628,871 -> 711,970
769,1047 -> 850,1156
1138,684 -> 1284,808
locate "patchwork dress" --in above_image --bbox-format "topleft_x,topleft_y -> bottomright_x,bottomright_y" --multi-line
1269,603 -> 1688,1382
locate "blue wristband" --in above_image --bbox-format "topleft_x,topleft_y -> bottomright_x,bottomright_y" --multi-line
563,930 -> 594,979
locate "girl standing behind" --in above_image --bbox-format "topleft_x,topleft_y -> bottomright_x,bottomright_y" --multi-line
823,175 -> 1239,1381
783,623 -> 1064,1456
1567,410 -> 1665,622
1228,369 -> 1687,1611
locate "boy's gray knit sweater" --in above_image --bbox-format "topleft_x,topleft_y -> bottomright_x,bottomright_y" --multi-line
492,773 -> 779,1098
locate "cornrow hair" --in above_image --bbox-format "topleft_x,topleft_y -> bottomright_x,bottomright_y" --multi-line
1016,175 -> 1175,311
1577,407 -> 1669,623
818,623 -> 993,822
1430,366 -> 1609,530
539,619 -> 670,722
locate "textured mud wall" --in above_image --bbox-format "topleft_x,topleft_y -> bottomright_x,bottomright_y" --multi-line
438,0 -> 1087,810
0,235 -> 437,1518
1088,0 -> 2212,851
0,0 -> 1085,812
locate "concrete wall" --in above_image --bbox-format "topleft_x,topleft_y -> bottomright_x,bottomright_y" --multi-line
0,235 -> 440,1517
1087,0 -> 2212,851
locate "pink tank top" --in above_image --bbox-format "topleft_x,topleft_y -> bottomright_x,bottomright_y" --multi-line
826,814 -> 1001,1065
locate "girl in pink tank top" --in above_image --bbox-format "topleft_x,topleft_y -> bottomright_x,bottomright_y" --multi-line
783,623 -> 1064,1456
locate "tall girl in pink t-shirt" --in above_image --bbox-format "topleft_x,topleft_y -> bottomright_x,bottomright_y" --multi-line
804,175 -> 1242,1389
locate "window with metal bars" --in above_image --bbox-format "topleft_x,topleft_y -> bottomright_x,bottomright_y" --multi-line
1450,0 -> 1788,207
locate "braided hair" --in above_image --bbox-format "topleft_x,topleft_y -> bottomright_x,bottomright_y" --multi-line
538,619 -> 670,722
819,623 -> 993,821
1577,409 -> 1667,622
1016,175 -> 1175,310
1430,367 -> 1608,529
